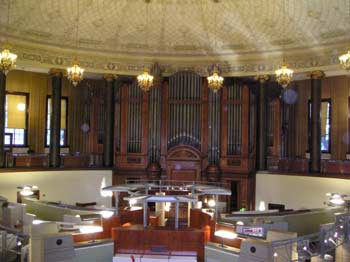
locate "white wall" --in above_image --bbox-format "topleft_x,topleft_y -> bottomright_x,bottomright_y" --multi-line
0,170 -> 113,207
256,172 -> 350,210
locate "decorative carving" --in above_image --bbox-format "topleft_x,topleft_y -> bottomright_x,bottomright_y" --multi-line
309,70 -> 325,79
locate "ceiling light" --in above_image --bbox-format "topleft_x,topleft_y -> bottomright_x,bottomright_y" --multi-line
137,71 -> 154,91
339,50 -> 350,70
0,2 -> 17,75
207,66 -> 224,92
67,62 -> 84,87
275,0 -> 293,88
67,0 -> 84,86
275,64 -> 293,88
0,49 -> 17,75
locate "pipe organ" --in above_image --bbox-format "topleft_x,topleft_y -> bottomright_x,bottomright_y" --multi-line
168,71 -> 202,150
114,71 -> 254,210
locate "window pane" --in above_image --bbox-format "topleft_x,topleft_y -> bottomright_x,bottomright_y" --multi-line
5,94 -> 27,146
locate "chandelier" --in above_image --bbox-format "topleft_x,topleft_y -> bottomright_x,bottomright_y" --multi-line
275,0 -> 293,88
0,49 -> 17,75
67,0 -> 84,86
207,67 -> 224,92
275,65 -> 293,88
137,71 -> 154,91
339,51 -> 350,70
339,2 -> 350,70
0,2 -> 17,75
67,62 -> 84,87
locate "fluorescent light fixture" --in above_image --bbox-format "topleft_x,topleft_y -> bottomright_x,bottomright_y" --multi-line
100,210 -> 114,219
214,230 -> 237,240
79,225 -> 103,234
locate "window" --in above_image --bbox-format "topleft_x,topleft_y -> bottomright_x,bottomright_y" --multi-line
45,97 -> 68,146
5,93 -> 28,146
308,99 -> 331,153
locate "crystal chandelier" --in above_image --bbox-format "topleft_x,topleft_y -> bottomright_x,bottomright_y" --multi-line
0,49 -> 17,75
137,71 -> 154,91
275,65 -> 294,88
339,2 -> 350,70
275,0 -> 293,88
207,66 -> 224,92
67,0 -> 84,86
339,51 -> 350,70
0,1 -> 17,75
67,61 -> 84,87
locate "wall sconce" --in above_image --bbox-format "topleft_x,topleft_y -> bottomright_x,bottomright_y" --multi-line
326,193 -> 348,207
17,185 -> 38,196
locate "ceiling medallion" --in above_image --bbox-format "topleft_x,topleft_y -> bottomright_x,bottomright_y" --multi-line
0,48 -> 17,75
207,66 -> 224,92
67,60 -> 84,87
137,71 -> 154,92
275,65 -> 293,88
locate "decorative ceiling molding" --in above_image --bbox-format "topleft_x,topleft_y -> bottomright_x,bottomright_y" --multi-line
0,0 -> 349,76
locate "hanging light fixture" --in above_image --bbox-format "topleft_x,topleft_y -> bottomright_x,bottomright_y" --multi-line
137,70 -> 154,92
275,0 -> 293,88
67,59 -> 84,87
339,2 -> 350,70
207,1 -> 224,92
67,0 -> 84,86
137,0 -> 154,91
207,66 -> 224,92
0,1 -> 17,75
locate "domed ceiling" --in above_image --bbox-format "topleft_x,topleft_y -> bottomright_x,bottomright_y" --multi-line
0,0 -> 349,76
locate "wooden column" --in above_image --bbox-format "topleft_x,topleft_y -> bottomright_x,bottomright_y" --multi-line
0,72 -> 6,167
310,70 -> 325,173
103,74 -> 116,167
49,69 -> 63,167
255,75 -> 269,170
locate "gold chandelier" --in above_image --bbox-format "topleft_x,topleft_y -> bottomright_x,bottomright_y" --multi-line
1,2 -> 17,75
339,51 -> 350,70
67,0 -> 84,86
275,0 -> 293,88
137,71 -> 154,91
275,65 -> 293,88
339,2 -> 350,70
207,66 -> 224,92
0,49 -> 17,75
67,60 -> 84,87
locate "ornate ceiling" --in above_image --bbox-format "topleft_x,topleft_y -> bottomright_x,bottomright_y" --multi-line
0,0 -> 349,76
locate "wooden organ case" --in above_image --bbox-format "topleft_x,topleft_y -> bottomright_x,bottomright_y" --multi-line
113,71 -> 255,210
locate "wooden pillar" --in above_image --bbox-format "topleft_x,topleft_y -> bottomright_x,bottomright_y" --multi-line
0,72 -> 6,167
255,75 -> 269,170
49,69 -> 63,167
310,70 -> 325,173
103,74 -> 116,167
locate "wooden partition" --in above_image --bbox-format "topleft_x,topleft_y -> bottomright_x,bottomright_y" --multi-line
112,225 -> 204,262
72,208 -> 145,243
